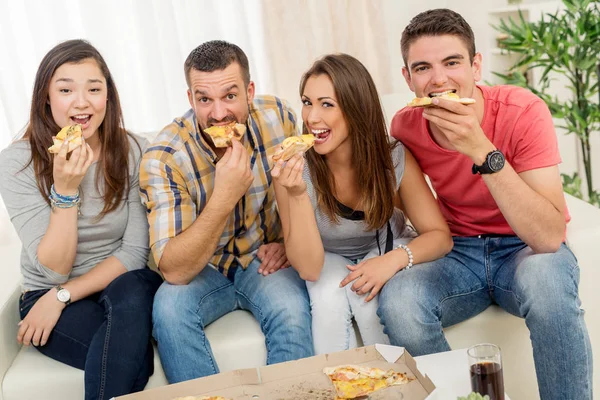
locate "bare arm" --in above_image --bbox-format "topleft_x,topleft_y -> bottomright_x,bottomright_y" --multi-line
153,139 -> 254,285
272,155 -> 323,281
480,162 -> 565,253
423,97 -> 565,253
392,149 -> 454,266
158,197 -> 232,284
36,140 -> 95,275
339,149 -> 453,301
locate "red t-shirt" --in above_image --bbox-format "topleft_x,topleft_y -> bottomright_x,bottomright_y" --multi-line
391,84 -> 570,236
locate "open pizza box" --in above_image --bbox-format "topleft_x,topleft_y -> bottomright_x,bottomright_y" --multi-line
115,344 -> 436,400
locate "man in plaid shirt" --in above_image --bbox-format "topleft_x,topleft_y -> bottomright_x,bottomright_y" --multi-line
140,40 -> 314,383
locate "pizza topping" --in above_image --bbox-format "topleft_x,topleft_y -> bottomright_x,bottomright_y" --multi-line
272,134 -> 315,161
323,365 -> 414,399
48,124 -> 83,154
203,122 -> 246,148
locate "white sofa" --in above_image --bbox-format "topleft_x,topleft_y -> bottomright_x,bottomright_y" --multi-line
1,192 -> 599,400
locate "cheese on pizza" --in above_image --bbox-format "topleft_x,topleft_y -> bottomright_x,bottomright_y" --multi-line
203,122 -> 246,148
272,134 -> 315,161
407,92 -> 475,107
48,124 -> 83,154
323,364 -> 414,399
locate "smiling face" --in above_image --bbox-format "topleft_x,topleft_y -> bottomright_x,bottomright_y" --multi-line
301,74 -> 350,156
402,34 -> 482,101
187,62 -> 255,133
47,58 -> 107,140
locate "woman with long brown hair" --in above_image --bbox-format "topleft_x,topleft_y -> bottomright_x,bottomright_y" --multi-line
0,39 -> 162,399
271,53 -> 453,354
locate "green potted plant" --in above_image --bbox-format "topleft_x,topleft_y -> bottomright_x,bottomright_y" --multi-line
492,0 -> 600,207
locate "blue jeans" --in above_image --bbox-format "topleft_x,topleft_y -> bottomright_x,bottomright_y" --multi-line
19,268 -> 163,400
378,236 -> 592,400
152,257 -> 313,383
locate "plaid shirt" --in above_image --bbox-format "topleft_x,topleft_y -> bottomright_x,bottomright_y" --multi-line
140,95 -> 298,278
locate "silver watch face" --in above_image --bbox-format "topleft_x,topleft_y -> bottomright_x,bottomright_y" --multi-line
489,152 -> 505,171
57,288 -> 70,303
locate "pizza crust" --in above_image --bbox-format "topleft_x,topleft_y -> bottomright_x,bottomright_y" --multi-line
171,396 -> 230,400
272,134 -> 315,161
407,92 -> 475,107
48,124 -> 83,154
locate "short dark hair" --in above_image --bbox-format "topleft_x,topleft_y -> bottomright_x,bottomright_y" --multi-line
401,9 -> 476,66
184,40 -> 250,87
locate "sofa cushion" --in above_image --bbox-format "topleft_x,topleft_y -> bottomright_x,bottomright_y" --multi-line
2,310 -> 266,400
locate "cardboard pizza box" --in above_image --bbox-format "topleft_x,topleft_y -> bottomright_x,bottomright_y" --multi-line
115,344 -> 436,400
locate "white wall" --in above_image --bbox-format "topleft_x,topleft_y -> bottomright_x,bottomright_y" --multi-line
1,0 -> 594,192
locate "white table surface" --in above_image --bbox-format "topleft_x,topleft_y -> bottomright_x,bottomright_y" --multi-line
414,349 -> 511,400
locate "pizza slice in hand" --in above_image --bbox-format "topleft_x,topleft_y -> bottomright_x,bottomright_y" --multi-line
203,122 -> 246,148
272,134 -> 315,161
408,91 -> 475,107
48,124 -> 83,154
323,364 -> 414,399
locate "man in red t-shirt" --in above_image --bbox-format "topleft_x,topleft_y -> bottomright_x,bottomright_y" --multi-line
379,9 -> 591,400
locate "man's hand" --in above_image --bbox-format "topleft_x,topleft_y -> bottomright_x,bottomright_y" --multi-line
213,139 -> 254,210
257,242 -> 290,276
422,97 -> 495,164
17,289 -> 65,347
339,253 -> 404,302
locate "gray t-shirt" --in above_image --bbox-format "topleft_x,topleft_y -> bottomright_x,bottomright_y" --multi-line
303,142 -> 414,260
0,135 -> 150,291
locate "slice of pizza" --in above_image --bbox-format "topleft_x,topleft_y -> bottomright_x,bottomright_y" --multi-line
323,364 -> 414,399
272,134 -> 315,161
408,91 -> 475,107
203,122 -> 246,148
171,396 -> 231,400
48,124 -> 83,154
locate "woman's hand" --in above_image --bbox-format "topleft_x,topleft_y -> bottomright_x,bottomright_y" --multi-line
339,252 -> 407,302
52,138 -> 94,195
17,289 -> 65,347
271,154 -> 306,197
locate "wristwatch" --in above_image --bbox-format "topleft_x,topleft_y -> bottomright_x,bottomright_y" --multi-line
55,285 -> 71,306
472,150 -> 505,175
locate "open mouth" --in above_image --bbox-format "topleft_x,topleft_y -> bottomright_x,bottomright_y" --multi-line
70,114 -> 91,125
428,89 -> 456,98
311,128 -> 330,144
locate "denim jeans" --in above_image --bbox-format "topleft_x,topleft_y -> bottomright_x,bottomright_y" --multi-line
152,257 -> 313,383
378,236 -> 592,400
307,237 -> 413,354
19,268 -> 163,400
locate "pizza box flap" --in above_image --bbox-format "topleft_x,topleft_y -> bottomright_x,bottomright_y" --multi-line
115,345 -> 436,400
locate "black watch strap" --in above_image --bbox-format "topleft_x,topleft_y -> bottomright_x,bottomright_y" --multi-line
472,150 -> 505,175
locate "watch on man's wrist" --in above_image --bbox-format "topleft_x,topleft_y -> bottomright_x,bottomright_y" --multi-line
55,285 -> 71,306
472,150 -> 505,175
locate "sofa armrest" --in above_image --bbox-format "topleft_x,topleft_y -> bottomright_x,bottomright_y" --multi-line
0,282 -> 21,399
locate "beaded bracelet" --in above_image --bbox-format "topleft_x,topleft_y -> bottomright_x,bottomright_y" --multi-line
395,243 -> 414,270
49,184 -> 81,213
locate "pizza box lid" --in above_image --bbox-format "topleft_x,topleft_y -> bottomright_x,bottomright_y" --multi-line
114,344 -> 436,400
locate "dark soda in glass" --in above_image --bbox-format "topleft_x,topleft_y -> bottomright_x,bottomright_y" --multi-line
470,361 -> 505,400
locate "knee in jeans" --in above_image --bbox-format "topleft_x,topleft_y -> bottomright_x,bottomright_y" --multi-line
516,253 -> 581,320
152,283 -> 196,329
105,270 -> 158,312
517,254 -> 578,297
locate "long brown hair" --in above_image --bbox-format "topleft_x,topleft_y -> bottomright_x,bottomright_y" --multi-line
23,39 -> 136,218
300,53 -> 400,231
